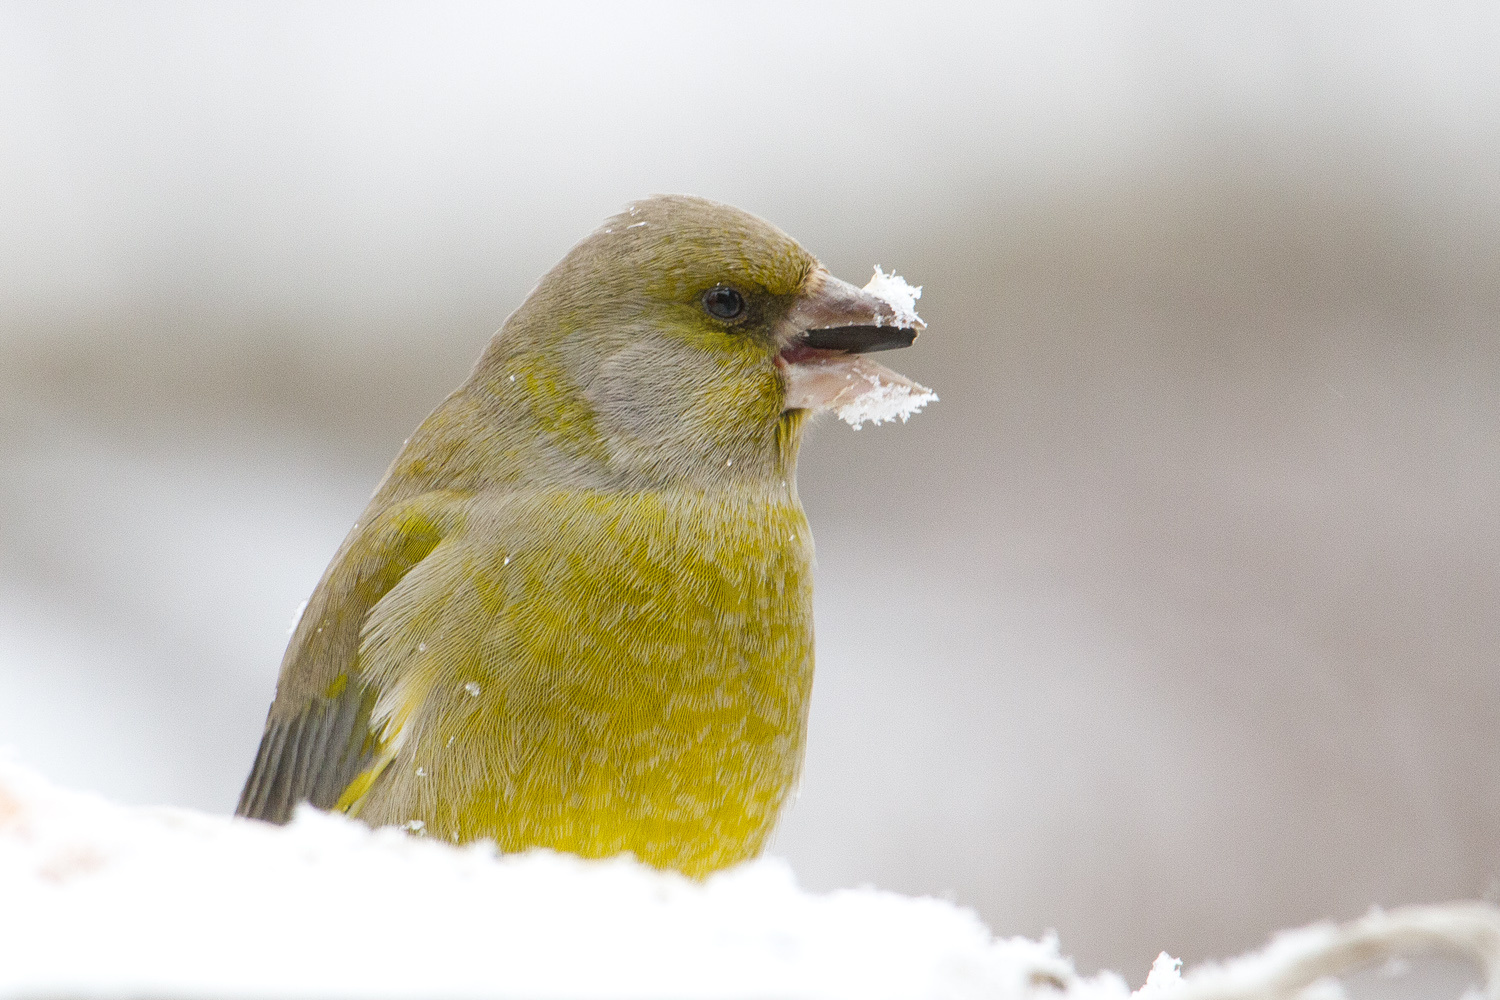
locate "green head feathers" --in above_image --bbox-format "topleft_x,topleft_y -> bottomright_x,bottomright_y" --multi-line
473,195 -> 821,489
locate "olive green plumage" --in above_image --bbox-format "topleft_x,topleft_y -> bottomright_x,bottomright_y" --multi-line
238,195 -> 908,876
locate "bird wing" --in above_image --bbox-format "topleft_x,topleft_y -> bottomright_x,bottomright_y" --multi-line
234,674 -> 376,824
235,491 -> 466,823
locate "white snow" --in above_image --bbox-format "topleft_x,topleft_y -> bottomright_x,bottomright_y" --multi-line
1,757 -> 1497,1000
287,599 -> 308,636
0,757 -> 1086,1000
835,369 -> 939,430
781,353 -> 938,430
863,266 -> 924,329
1135,954 -> 1184,997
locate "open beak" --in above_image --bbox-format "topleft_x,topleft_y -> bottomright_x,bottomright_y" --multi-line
778,268 -> 937,429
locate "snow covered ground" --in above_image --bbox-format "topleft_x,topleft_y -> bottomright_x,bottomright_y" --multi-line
2,758 -> 1496,1000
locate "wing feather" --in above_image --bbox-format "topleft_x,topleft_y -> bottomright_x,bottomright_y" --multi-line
236,686 -> 375,823
235,491 -> 463,823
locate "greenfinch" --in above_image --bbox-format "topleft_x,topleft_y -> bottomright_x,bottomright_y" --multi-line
236,195 -> 932,876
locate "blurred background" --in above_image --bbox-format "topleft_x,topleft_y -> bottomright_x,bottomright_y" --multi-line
2,1 -> 1498,990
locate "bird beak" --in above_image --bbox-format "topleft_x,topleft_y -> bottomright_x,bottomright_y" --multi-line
778,268 -> 936,426
784,269 -> 925,352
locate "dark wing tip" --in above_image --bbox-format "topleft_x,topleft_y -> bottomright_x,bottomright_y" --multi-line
235,686 -> 374,823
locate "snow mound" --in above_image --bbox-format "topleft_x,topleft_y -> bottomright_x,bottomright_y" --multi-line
0,758 -> 1087,999
863,266 -> 924,329
2,757 -> 1498,1000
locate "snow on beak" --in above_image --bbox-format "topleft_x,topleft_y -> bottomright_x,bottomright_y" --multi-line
778,267 -> 937,429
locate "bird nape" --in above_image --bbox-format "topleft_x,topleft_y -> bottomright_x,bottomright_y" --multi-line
236,194 -> 934,877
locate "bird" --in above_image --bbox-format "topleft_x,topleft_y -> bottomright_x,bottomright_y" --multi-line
235,194 -> 932,877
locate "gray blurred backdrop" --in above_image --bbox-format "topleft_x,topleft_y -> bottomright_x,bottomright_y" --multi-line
2,1 -> 1498,988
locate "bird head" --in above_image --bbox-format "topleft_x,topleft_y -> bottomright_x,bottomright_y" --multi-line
475,195 -> 930,490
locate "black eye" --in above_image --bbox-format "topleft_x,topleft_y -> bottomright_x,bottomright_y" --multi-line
703,286 -> 745,320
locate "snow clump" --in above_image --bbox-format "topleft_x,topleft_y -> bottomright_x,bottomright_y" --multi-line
836,369 -> 939,430
863,266 -> 924,329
